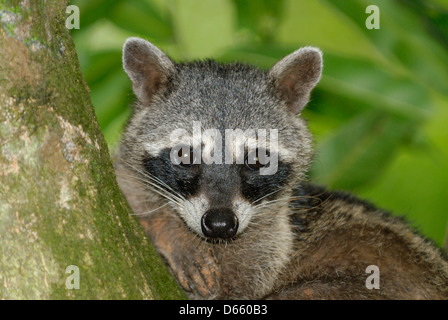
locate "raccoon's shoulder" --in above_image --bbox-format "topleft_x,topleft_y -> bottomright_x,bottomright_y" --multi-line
289,182 -> 385,229
290,183 -> 380,214
289,182 -> 416,241
288,182 -> 448,262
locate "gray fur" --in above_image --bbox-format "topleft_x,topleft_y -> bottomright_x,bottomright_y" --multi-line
115,37 -> 448,299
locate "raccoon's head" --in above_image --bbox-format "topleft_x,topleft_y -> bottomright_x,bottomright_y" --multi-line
118,37 -> 322,241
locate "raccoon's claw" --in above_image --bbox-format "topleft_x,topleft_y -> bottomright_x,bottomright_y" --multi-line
139,212 -> 220,299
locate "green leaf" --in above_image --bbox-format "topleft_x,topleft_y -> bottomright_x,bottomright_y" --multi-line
71,0 -> 124,29
103,109 -> 131,153
311,111 -> 416,190
321,0 -> 448,94
89,68 -> 131,131
319,54 -> 432,122
230,0 -> 285,43
171,0 -> 235,59
107,0 -> 173,41
81,50 -> 122,86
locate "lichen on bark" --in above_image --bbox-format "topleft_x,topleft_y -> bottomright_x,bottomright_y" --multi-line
0,0 -> 185,299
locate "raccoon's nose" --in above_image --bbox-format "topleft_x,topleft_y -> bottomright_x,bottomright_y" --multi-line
201,208 -> 239,239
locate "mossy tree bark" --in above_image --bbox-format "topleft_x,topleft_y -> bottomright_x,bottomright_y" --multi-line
0,0 -> 185,299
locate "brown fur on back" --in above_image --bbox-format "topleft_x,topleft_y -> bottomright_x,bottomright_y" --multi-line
267,184 -> 448,299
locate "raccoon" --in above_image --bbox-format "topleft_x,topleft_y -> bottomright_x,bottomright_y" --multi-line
114,37 -> 448,299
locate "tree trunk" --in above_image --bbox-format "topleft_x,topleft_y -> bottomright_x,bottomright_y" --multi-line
0,0 -> 185,299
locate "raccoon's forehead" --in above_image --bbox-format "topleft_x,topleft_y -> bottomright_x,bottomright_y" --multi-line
139,79 -> 295,132
169,61 -> 289,126
129,61 -> 310,160
133,61 -> 295,128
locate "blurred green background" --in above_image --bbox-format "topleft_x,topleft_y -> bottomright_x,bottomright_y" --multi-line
70,0 -> 448,247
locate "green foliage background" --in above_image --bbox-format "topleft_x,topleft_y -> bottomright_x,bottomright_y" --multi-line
71,0 -> 448,246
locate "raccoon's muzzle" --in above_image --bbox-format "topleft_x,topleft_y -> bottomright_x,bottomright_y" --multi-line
201,208 -> 239,239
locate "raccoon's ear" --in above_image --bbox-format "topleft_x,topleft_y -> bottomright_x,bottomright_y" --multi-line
269,47 -> 322,114
122,37 -> 177,105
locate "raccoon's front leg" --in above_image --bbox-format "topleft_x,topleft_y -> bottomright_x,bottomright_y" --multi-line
139,212 -> 221,299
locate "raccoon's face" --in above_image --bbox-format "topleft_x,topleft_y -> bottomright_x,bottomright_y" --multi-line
120,37 -> 322,240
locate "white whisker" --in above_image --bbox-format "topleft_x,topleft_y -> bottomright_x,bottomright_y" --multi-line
131,202 -> 171,216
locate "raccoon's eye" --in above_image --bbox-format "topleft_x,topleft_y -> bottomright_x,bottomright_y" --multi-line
177,146 -> 196,167
245,149 -> 268,171
245,156 -> 264,170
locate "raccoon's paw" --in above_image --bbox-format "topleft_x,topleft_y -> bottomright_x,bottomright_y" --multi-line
173,244 -> 220,299
139,212 -> 220,299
